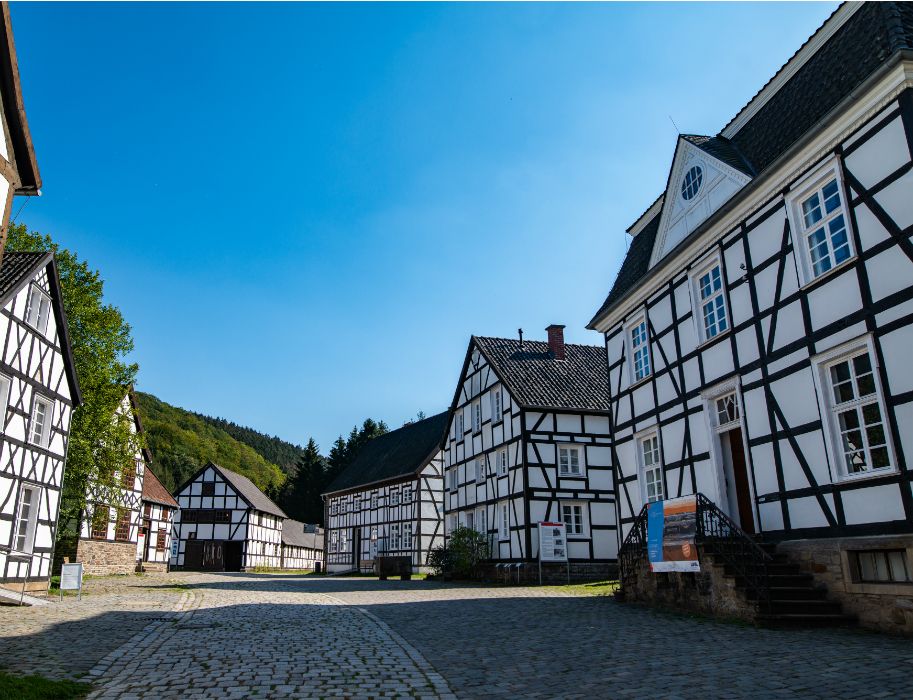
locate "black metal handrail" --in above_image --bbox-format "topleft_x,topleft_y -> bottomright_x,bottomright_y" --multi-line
617,494 -> 772,610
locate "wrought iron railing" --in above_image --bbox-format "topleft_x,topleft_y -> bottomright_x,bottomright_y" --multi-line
618,493 -> 773,610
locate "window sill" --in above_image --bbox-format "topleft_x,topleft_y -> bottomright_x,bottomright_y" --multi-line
696,326 -> 733,351
835,467 -> 897,485
798,255 -> 857,293
628,374 -> 653,392
558,474 -> 587,480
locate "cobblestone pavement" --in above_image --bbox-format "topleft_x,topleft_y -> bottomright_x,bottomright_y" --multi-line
2,572 -> 912,699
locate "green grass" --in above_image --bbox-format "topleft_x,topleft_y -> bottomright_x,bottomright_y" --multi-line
542,579 -> 620,596
0,671 -> 91,699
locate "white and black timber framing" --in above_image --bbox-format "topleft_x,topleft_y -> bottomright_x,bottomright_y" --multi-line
443,331 -> 616,563
589,3 -> 913,550
138,466 -> 178,568
323,413 -> 448,573
280,520 -> 324,570
0,252 -> 81,591
171,462 -> 285,571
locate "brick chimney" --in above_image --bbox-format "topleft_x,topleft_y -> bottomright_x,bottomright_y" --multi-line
546,324 -> 566,360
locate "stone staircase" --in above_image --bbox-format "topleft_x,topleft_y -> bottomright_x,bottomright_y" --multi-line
713,541 -> 855,628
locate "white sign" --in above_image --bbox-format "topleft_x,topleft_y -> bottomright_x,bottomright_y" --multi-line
538,522 -> 568,563
171,540 -> 178,558
60,562 -> 83,600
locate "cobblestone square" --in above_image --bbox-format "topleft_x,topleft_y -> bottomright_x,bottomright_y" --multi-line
1,572 -> 911,699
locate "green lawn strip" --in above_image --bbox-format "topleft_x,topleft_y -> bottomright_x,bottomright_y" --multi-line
540,579 -> 620,596
0,671 -> 91,700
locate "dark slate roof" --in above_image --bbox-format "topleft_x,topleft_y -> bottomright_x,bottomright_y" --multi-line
281,519 -> 324,550
142,466 -> 178,508
590,3 -> 913,327
323,412 -> 449,495
475,336 -> 609,412
681,135 -> 756,176
212,463 -> 287,518
0,250 -> 46,302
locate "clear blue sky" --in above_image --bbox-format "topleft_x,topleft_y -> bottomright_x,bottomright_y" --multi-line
11,2 -> 837,451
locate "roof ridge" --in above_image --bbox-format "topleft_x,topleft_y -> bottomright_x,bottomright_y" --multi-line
475,335 -> 604,351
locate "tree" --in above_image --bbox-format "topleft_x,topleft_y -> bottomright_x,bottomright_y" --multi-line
6,224 -> 140,540
324,418 -> 388,486
277,438 -> 326,523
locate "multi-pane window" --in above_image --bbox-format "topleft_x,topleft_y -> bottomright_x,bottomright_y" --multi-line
91,504 -> 109,539
475,458 -> 484,482
182,509 -> 231,524
330,531 -> 338,552
155,530 -> 167,552
696,264 -> 728,339
115,508 -> 131,542
403,523 -> 413,550
561,502 -> 584,536
448,468 -> 458,492
852,550 -> 910,584
477,508 -> 487,535
121,461 -> 139,490
455,411 -> 464,441
390,523 -> 401,550
391,490 -> 400,506
558,446 -> 582,476
797,177 -> 852,279
26,286 -> 51,334
30,396 -> 52,447
402,487 -> 411,503
13,485 -> 39,552
826,350 -> 891,476
465,511 -> 474,531
472,400 -> 482,433
371,493 -> 378,509
499,503 -> 509,540
491,389 -> 503,423
630,318 -> 651,381
497,449 -> 508,476
640,434 -> 664,503
715,393 -> 740,428
201,482 -> 215,497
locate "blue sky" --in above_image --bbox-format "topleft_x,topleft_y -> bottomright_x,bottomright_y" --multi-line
11,2 -> 837,451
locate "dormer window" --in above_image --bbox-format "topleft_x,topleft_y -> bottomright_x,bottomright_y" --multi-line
681,165 -> 703,201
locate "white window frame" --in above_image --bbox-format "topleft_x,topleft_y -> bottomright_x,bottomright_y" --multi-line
402,487 -> 411,503
636,428 -> 665,504
813,337 -> 896,483
627,314 -> 652,383
691,256 -> 729,343
787,158 -> 856,286
497,448 -> 508,477
13,482 -> 40,553
455,410 -> 464,441
560,501 -> 588,538
475,458 -> 484,483
403,522 -> 413,550
330,530 -> 338,553
472,400 -> 482,434
465,510 -> 474,532
491,387 -> 503,424
558,445 -> 584,477
448,468 -> 457,492
29,394 -> 53,448
499,502 -> 509,541
370,493 -> 378,510
391,489 -> 400,506
25,284 -> 51,335
0,373 -> 10,432
476,507 -> 487,536
390,523 -> 401,551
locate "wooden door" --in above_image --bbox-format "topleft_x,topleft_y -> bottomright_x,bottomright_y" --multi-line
184,540 -> 204,570
224,541 -> 243,571
727,428 -> 755,534
352,529 -> 361,570
202,540 -> 224,571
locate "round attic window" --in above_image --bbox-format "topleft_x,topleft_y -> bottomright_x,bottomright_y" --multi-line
681,165 -> 703,201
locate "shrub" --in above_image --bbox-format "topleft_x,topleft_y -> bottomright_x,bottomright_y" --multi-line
428,526 -> 490,578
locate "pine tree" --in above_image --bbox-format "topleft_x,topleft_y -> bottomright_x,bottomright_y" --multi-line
279,438 -> 327,523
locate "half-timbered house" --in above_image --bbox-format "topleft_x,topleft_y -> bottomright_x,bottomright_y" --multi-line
323,412 -> 448,574
280,520 -> 324,571
443,329 -> 616,574
171,462 -> 285,572
0,3 -> 41,262
138,466 -> 178,571
590,3 -> 913,631
0,252 -> 80,595
75,394 -> 146,575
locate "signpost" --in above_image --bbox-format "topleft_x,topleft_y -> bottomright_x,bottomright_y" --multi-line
171,540 -> 178,560
59,562 -> 83,601
647,496 -> 701,573
537,521 -> 569,585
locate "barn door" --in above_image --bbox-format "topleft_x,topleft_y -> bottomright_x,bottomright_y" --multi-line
202,541 -> 225,571
184,540 -> 204,570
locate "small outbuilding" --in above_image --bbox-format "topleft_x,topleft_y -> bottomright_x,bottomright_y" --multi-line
280,519 -> 324,571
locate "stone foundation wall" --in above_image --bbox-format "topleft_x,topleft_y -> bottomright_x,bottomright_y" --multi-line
76,539 -> 138,576
477,561 -> 618,584
777,535 -> 913,636
139,561 -> 168,573
621,548 -> 758,622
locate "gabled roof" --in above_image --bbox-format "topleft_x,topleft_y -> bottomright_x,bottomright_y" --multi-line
323,412 -> 449,496
0,251 -> 81,405
472,336 -> 609,413
281,518 -> 324,550
0,3 -> 40,195
141,466 -> 178,508
589,2 -> 913,329
175,461 -> 287,518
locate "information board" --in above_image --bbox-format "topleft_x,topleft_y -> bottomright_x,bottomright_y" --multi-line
60,562 -> 83,600
538,522 -> 568,562
647,496 -> 701,573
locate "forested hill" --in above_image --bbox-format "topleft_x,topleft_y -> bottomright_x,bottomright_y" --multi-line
192,414 -> 306,475
134,392 -> 287,495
